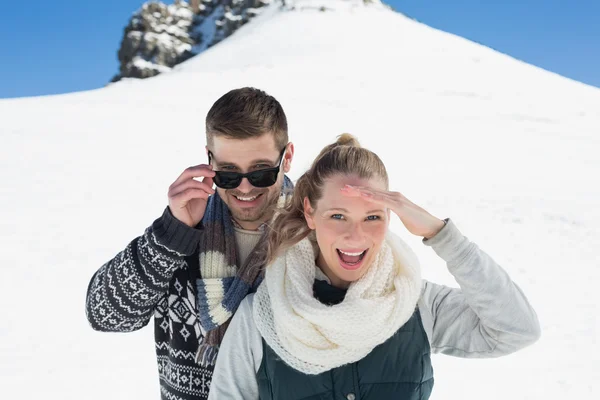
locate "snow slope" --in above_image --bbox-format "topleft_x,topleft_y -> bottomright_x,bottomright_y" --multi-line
1,1 -> 598,399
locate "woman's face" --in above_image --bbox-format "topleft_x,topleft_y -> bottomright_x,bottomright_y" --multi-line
304,174 -> 389,288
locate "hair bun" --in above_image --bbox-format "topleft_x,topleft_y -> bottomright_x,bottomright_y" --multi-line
336,133 -> 361,147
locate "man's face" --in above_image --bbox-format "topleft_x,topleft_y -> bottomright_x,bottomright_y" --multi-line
208,134 -> 293,230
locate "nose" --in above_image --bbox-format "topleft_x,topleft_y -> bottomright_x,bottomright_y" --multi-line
343,221 -> 364,244
236,177 -> 254,193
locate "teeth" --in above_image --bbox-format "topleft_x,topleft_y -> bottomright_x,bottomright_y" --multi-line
235,196 -> 257,202
339,250 -> 365,256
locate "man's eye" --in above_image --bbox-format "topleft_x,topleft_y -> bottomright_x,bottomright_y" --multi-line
221,165 -> 237,170
366,215 -> 380,221
254,164 -> 270,169
331,214 -> 344,220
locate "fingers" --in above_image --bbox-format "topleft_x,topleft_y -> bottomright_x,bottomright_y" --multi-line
340,185 -> 361,197
201,175 -> 214,191
171,164 -> 215,188
169,179 -> 215,201
170,188 -> 212,208
341,185 -> 401,204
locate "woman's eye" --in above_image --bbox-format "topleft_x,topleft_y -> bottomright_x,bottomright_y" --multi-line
366,215 -> 380,221
331,214 -> 344,220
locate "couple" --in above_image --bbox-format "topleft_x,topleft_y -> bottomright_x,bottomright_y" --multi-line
85,87 -> 540,400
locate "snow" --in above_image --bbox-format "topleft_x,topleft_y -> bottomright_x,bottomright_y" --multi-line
132,56 -> 172,73
146,31 -> 181,47
172,4 -> 195,19
1,1 -> 598,399
190,4 -> 224,54
224,11 -> 243,22
287,0 -> 385,11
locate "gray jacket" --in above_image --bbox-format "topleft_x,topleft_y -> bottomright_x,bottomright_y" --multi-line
208,219 -> 541,399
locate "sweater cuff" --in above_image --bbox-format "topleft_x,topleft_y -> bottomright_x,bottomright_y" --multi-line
151,206 -> 203,256
422,218 -> 470,263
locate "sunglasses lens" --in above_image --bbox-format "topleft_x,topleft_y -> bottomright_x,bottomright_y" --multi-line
248,169 -> 279,187
213,172 -> 242,189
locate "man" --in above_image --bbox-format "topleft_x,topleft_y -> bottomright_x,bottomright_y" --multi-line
85,87 -> 295,400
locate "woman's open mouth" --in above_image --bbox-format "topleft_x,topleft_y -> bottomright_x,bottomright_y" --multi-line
336,248 -> 368,271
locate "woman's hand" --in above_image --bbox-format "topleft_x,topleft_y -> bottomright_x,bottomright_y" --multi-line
341,185 -> 445,239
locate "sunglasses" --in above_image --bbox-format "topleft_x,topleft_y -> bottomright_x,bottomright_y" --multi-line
207,146 -> 287,189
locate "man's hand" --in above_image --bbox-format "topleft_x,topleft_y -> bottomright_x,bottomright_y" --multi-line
168,164 -> 216,227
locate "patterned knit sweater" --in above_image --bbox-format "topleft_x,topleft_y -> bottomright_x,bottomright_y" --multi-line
86,206 -> 237,400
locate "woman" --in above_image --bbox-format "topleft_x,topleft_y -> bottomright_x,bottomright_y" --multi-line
207,134 -> 540,400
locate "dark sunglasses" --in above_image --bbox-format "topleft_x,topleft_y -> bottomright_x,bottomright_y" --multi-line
207,146 -> 287,189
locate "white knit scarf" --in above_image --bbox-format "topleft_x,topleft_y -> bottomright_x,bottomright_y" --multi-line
253,231 -> 422,375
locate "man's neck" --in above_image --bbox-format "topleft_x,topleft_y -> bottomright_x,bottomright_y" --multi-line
232,218 -> 266,232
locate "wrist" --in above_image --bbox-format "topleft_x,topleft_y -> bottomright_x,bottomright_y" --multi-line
152,207 -> 203,255
423,218 -> 447,240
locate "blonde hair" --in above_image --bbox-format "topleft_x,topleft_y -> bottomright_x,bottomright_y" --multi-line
265,133 -> 388,264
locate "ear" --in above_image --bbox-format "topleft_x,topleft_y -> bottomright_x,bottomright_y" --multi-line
303,196 -> 316,230
283,142 -> 295,173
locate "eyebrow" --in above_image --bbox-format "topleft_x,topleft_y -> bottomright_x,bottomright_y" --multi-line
328,207 -> 385,214
220,159 -> 274,166
211,153 -> 277,166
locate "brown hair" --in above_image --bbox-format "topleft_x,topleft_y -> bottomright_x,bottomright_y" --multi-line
265,133 -> 389,264
205,87 -> 288,149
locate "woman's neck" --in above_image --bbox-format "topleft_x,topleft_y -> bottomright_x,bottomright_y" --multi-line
315,251 -> 350,289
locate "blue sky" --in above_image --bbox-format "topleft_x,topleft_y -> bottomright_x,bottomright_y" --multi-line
1,0 -> 598,99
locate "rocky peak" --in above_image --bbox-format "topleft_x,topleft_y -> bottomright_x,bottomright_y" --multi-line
111,0 -> 274,82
